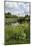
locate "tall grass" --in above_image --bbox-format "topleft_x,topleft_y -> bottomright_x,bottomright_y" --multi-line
5,22 -> 30,44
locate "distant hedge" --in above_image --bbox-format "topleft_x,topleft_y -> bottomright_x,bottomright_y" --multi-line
5,12 -> 18,18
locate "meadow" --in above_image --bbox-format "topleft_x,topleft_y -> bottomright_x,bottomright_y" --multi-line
5,13 -> 30,45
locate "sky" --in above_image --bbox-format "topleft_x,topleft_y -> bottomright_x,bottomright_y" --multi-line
5,2 -> 29,16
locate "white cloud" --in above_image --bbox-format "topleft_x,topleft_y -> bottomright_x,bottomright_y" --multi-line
5,2 -> 29,16
5,2 -> 17,7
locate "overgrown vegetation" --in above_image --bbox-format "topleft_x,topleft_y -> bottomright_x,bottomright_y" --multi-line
5,12 -> 30,45
5,12 -> 18,18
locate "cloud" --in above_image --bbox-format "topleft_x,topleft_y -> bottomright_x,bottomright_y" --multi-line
5,2 -> 29,16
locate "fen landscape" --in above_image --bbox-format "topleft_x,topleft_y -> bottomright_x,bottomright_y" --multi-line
5,2 -> 30,45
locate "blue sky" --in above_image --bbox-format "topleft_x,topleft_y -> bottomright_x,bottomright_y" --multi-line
5,2 -> 29,16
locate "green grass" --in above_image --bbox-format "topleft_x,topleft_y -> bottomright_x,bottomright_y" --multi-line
5,18 -> 18,23
5,14 -> 30,45
5,21 -> 30,45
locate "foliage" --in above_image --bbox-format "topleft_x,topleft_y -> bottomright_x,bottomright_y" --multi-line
5,13 -> 30,44
5,12 -> 18,18
5,22 -> 30,44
